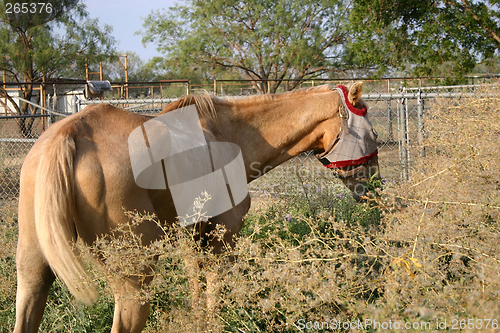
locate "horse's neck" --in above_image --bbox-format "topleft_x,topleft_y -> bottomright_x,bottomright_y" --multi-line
211,90 -> 339,181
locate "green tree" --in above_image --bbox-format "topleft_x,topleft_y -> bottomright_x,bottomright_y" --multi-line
140,0 -> 351,93
348,0 -> 500,79
0,0 -> 116,135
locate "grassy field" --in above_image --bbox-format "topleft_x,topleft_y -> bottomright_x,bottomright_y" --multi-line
1,90 -> 499,332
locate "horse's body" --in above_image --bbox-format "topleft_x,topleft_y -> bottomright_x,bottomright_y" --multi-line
14,82 -> 378,332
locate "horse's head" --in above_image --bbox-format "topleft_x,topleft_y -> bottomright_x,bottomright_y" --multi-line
315,82 -> 380,200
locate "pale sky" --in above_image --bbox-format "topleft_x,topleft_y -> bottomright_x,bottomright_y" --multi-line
84,0 -> 178,61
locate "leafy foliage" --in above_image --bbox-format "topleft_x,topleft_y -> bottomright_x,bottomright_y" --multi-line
140,0 -> 351,93
0,0 -> 116,83
348,0 -> 500,79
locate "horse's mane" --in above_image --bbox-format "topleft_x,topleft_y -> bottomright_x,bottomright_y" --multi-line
161,84 -> 333,119
162,94 -> 218,123
214,84 -> 332,107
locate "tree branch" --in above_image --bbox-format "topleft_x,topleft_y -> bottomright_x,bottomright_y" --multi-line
460,0 -> 500,44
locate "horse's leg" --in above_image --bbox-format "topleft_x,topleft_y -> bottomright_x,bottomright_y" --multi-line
202,195 -> 251,331
185,254 -> 201,305
13,223 -> 55,333
184,254 -> 205,333
108,203 -> 164,333
205,269 -> 221,332
203,194 -> 251,254
111,276 -> 152,333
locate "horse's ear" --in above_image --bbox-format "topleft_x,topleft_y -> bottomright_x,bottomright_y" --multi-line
348,81 -> 364,105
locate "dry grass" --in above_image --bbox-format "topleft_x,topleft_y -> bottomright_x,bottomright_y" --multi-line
1,88 -> 500,332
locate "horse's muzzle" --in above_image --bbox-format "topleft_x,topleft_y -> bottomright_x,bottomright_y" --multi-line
337,157 -> 380,200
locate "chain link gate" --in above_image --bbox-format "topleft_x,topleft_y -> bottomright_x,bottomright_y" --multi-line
363,84 -> 483,182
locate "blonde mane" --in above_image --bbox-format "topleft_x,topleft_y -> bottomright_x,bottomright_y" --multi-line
170,93 -> 218,123
164,84 -> 333,118
214,84 -> 332,107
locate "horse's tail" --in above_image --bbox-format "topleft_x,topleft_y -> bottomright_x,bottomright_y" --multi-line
34,130 -> 98,305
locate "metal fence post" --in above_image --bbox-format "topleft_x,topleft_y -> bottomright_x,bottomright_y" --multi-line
398,86 -> 409,181
387,97 -> 393,141
417,89 -> 425,158
405,94 -> 411,182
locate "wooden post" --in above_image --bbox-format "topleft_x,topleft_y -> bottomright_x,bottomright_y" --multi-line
118,55 -> 129,99
213,79 -> 217,95
124,56 -> 128,99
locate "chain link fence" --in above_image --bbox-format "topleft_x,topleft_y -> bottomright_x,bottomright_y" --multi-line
0,115 -> 49,222
364,84 -> 487,182
0,83 -> 493,222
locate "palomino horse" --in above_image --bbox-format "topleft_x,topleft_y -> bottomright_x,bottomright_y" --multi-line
14,82 -> 379,332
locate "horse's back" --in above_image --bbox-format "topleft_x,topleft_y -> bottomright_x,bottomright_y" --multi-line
20,104 -> 158,243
